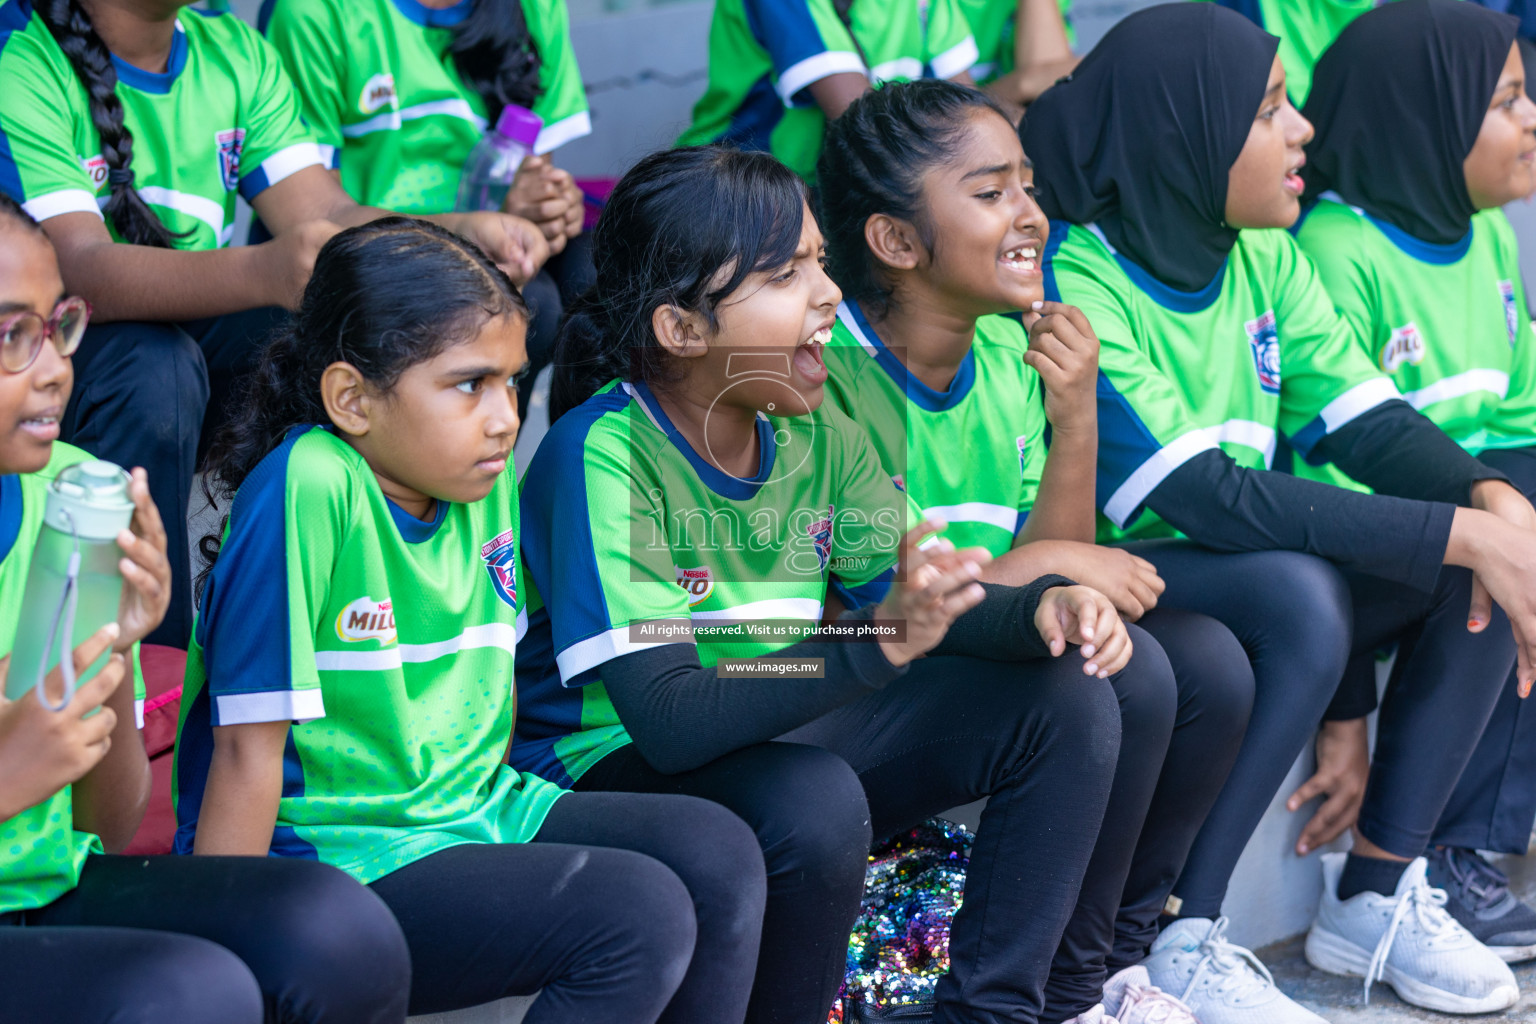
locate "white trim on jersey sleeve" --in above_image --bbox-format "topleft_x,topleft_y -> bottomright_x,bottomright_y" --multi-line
515,607 -> 529,644
922,502 -> 1019,534
259,142 -> 325,187
216,687 -> 326,726
1206,418 -> 1278,469
870,56 -> 923,83
1317,377 -> 1403,434
313,622 -> 519,673
534,111 -> 593,155
1403,369 -> 1510,411
133,186 -> 232,246
1104,428 -> 1220,528
22,189 -> 102,222
317,143 -> 339,168
341,99 -> 487,138
929,35 -> 979,80
776,50 -> 868,104
135,697 -> 145,730
556,624 -> 691,684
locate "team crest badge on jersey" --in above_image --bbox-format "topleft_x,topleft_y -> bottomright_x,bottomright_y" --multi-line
1381,322 -> 1425,372
359,73 -> 398,115
1244,310 -> 1281,394
336,596 -> 397,644
480,528 -> 519,608
1016,435 -> 1030,475
80,154 -> 108,191
807,505 -> 835,575
891,474 -> 906,492
675,566 -> 715,606
1501,281 -> 1520,348
214,128 -> 245,192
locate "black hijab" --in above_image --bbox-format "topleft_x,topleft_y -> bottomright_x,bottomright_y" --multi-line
1020,3 -> 1279,292
1302,0 -> 1518,245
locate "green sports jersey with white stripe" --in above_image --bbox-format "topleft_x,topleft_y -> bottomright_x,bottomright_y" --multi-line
0,4 -> 322,248
956,0 -> 1074,84
261,0 -> 590,214
511,378 -> 917,787
172,426 -> 563,884
678,0 -> 978,180
1041,221 -> 1400,542
822,302 -> 1049,557
0,442 -> 147,915
1294,197 -> 1536,491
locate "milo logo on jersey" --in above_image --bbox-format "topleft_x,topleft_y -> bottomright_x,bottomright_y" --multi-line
1244,310 -> 1281,394
1381,322 -> 1425,372
336,596 -> 397,644
359,73 -> 398,115
1501,281 -> 1520,348
80,154 -> 108,191
214,128 -> 246,192
480,528 -> 519,608
675,566 -> 715,606
806,505 -> 835,575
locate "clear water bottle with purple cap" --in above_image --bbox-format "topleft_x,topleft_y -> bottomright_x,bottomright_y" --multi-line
454,104 -> 544,213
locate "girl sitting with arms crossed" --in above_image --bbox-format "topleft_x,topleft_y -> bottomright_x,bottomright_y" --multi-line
174,218 -> 768,1023
817,78 -> 1253,1024
261,0 -> 596,414
0,0 -> 549,648
1295,0 -> 1536,985
0,194 -> 411,1024
1025,4 -> 1536,1019
512,143 -> 1149,1024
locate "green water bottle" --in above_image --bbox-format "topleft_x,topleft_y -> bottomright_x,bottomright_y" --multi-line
7,461 -> 134,710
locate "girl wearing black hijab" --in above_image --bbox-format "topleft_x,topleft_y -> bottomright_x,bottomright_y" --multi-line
1023,2 -> 1536,1018
1295,0 -> 1536,979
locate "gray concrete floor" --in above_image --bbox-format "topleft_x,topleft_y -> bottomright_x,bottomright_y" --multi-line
1259,852 -> 1536,1022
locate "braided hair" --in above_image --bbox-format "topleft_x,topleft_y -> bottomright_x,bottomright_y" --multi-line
34,0 -> 187,247
447,0 -> 544,126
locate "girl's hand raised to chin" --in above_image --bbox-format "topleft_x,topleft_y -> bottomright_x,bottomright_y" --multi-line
112,468 -> 171,653
1022,300 -> 1100,434
1035,584 -> 1132,678
876,521 -> 991,667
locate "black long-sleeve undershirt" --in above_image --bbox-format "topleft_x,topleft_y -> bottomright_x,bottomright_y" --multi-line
1314,400 -> 1508,505
600,578 -> 1073,775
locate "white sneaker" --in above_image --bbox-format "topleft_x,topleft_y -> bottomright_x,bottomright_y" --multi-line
1063,1004 -> 1121,1024
1142,917 -> 1328,1024
1305,852 -> 1519,1014
1104,964 -> 1202,1023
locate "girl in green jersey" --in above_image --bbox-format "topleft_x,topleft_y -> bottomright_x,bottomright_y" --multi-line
1025,2 -> 1536,1018
182,217 -> 768,1023
0,194 -> 412,1024
1298,0 -> 1536,973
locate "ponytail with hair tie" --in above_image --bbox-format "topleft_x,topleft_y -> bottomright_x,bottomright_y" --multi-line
35,0 -> 189,248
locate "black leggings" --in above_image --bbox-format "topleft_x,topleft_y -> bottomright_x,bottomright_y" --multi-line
1121,542 -> 1355,918
579,646 -> 1132,1024
0,854 -> 410,1024
1042,608 -> 1254,1022
367,789 -> 766,1022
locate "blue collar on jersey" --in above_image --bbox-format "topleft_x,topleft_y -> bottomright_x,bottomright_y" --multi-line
0,475 -> 21,566
837,299 -> 977,413
1300,193 -> 1474,266
626,379 -> 777,501
390,0 -> 472,28
386,492 -> 450,543
1082,223 -> 1228,314
110,19 -> 189,95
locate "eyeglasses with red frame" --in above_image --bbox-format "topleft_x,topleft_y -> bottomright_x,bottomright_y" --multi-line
0,296 -> 90,374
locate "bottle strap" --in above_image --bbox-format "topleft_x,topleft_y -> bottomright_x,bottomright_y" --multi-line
34,512 -> 82,712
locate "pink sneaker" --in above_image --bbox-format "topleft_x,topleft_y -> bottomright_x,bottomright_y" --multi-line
1064,1005 -> 1121,1024
1105,964 -> 1202,1024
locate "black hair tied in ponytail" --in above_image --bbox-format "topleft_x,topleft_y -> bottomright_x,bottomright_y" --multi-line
36,0 -> 189,248
817,79 -> 1008,316
196,218 -> 527,589
549,145 -> 809,422
449,0 -> 543,125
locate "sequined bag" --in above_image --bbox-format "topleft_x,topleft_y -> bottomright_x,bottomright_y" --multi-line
827,819 -> 973,1024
